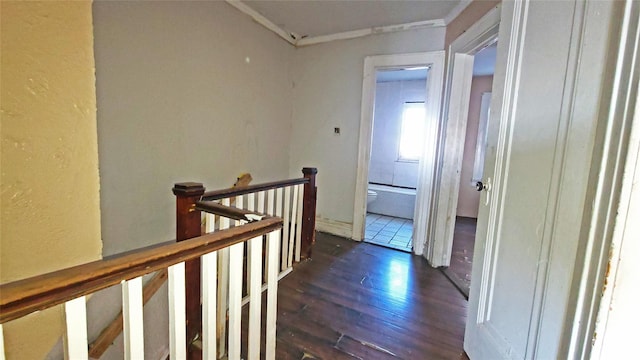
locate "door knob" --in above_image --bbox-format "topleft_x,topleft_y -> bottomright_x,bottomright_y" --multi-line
476,181 -> 488,192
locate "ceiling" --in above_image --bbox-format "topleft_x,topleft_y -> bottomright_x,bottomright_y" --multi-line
238,0 -> 470,42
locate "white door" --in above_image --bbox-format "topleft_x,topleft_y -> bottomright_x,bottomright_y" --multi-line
464,1 -> 619,358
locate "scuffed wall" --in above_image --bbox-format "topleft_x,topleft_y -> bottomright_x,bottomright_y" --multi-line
0,1 -> 103,358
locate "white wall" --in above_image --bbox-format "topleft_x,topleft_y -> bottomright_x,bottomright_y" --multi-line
289,28 -> 445,226
370,79 -> 426,189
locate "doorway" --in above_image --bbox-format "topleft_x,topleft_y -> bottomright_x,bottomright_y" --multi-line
352,52 -> 445,256
440,42 -> 497,298
363,68 -> 428,252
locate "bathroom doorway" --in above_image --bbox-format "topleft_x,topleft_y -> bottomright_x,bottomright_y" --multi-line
363,68 -> 428,252
352,51 -> 445,256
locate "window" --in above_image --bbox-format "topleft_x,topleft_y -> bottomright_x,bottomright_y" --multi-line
398,102 -> 426,161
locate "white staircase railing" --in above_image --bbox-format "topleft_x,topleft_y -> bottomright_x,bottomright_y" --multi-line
0,211 -> 282,360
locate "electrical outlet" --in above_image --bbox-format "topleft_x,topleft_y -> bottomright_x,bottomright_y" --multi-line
334,127 -> 340,135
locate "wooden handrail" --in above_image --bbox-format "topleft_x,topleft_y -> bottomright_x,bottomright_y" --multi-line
201,177 -> 309,201
195,201 -> 264,221
0,217 -> 282,324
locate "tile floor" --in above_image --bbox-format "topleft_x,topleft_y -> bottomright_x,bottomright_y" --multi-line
364,213 -> 413,252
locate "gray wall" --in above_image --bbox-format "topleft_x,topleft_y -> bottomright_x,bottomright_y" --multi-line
289,27 -> 445,225
87,2 -> 294,357
93,1 -> 295,256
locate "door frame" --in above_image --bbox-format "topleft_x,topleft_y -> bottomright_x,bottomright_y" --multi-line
425,4 -> 501,267
352,51 -> 445,255
464,0 -> 639,358
563,0 -> 640,357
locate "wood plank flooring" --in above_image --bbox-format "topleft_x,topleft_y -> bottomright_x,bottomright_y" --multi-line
441,217 -> 476,299
241,232 -> 469,359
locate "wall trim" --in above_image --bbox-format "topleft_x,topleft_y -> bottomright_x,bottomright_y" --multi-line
296,19 -> 445,47
224,0 -> 297,45
226,0 -> 462,48
562,0 -> 640,358
315,218 -> 354,239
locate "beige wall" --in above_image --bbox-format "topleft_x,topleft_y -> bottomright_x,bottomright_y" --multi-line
0,1 -> 103,358
289,27 -> 445,226
457,75 -> 493,218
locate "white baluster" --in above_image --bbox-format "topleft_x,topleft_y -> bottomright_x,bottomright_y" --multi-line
0,324 -> 5,360
206,213 -> 216,234
257,191 -> 265,214
228,242 -> 244,360
295,183 -> 304,262
288,185 -> 299,267
282,186 -> 291,270
64,296 -> 88,359
217,198 -> 230,358
122,277 -> 144,360
235,195 -> 243,227
168,263 -> 186,359
267,189 -> 275,216
247,192 -> 255,212
265,229 -> 281,360
275,188 -> 284,271
203,212 -> 218,359
221,198 -> 231,226
247,236 -> 263,360
202,251 -> 217,360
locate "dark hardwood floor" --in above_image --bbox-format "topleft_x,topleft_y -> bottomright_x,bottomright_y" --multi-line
241,232 -> 470,359
441,217 -> 476,299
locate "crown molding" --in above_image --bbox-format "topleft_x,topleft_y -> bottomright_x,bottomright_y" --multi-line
296,19 -> 445,47
225,0 -> 297,45
228,0 -> 454,48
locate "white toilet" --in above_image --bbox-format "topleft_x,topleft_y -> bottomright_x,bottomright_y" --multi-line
367,189 -> 377,205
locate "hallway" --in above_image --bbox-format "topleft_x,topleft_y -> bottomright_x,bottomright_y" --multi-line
252,232 -> 469,359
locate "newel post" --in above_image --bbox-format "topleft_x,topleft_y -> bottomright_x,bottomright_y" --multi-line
172,182 -> 205,347
301,167 -> 318,260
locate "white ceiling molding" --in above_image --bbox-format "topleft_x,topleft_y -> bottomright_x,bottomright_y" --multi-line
296,19 -> 445,47
227,0 -> 471,48
444,0 -> 474,25
225,0 -> 297,45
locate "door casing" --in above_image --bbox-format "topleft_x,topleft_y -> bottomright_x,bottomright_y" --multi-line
352,51 -> 445,256
425,5 -> 500,267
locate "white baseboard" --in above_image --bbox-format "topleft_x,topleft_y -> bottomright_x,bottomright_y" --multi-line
315,218 -> 354,239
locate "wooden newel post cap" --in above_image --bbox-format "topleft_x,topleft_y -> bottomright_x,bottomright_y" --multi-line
302,167 -> 318,176
172,182 -> 205,197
